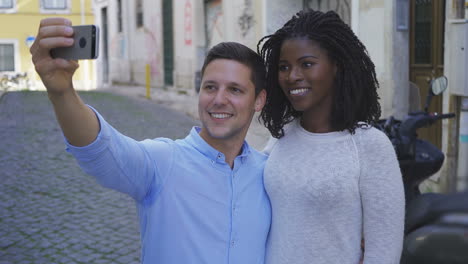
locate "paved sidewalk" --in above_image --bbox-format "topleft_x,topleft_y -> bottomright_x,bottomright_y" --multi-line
99,85 -> 271,150
0,91 -> 199,264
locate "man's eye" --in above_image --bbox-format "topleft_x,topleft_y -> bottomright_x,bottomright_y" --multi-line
204,85 -> 215,90
231,87 -> 242,93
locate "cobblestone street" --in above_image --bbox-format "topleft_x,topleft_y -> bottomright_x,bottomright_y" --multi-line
0,91 -> 199,264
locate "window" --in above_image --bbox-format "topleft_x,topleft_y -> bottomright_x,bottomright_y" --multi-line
0,0 -> 15,12
0,43 -> 15,71
42,0 -> 67,10
0,0 -> 13,9
396,0 -> 409,31
117,0 -> 123,32
136,0 -> 144,28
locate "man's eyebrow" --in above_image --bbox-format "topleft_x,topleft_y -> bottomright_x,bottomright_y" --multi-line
203,80 -> 245,88
228,81 -> 244,86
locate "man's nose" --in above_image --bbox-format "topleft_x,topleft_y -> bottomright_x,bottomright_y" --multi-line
213,88 -> 228,105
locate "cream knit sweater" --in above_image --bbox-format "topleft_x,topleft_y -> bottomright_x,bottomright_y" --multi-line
263,120 -> 405,264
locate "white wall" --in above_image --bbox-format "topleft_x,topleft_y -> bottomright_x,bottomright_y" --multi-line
129,0 -> 164,87
353,0 -> 408,119
174,0 -> 196,90
172,0 -> 265,92
93,0 -> 165,88
265,0 -> 302,35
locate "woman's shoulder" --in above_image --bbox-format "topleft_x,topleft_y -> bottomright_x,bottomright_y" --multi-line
353,124 -> 394,151
354,124 -> 388,140
353,125 -> 399,169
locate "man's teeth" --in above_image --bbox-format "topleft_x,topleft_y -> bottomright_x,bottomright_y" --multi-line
211,113 -> 232,119
290,88 -> 309,95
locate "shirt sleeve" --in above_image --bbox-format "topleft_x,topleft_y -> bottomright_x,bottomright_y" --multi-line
358,128 -> 405,264
65,105 -> 174,202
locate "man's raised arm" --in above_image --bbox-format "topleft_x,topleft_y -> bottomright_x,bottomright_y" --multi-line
30,17 -> 99,147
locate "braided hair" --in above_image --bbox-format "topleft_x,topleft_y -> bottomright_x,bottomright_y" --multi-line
258,9 -> 381,138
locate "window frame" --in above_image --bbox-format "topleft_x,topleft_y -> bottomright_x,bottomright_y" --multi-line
40,0 -> 71,14
0,39 -> 19,72
136,0 -> 144,28
117,0 -> 123,32
0,0 -> 17,13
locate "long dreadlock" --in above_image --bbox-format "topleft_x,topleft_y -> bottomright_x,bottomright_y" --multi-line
257,9 -> 381,138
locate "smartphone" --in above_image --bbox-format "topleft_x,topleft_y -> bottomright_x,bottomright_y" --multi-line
50,25 -> 99,60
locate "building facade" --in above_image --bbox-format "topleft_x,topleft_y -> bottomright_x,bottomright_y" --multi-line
92,0 -> 265,92
92,0 -> 468,192
0,0 -> 96,90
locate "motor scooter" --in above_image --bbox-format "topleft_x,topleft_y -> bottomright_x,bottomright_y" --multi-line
374,76 -> 468,264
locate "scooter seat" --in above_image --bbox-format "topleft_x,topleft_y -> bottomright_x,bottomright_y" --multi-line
405,191 -> 468,235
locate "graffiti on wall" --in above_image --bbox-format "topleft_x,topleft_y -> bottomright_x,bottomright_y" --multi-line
303,0 -> 351,25
109,35 -> 126,59
205,0 -> 223,49
184,0 -> 192,46
238,0 -> 255,38
144,14 -> 162,78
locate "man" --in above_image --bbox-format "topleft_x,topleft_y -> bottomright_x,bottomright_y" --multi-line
30,17 -> 270,264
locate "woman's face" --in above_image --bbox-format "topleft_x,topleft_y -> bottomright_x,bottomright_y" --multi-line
278,37 -> 337,119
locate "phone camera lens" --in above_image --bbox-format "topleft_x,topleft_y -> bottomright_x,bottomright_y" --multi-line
79,37 -> 87,48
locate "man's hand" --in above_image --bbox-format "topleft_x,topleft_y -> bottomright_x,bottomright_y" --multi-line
30,17 -> 78,95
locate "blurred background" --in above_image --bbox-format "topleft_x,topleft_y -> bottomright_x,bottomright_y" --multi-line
1,0 -> 468,193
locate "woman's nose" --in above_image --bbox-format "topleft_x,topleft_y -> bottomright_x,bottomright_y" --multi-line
287,67 -> 303,82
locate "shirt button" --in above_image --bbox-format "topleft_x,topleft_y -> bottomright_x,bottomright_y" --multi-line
231,241 -> 235,247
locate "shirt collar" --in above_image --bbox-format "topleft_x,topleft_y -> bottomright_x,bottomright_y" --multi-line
186,127 -> 251,163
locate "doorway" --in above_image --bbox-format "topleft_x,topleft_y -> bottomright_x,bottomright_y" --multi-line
409,0 -> 446,148
162,0 -> 174,86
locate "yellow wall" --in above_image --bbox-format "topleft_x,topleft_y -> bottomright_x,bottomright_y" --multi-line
0,0 -> 95,90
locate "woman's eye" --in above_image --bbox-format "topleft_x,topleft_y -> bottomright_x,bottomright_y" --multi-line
303,62 -> 314,68
278,65 -> 289,71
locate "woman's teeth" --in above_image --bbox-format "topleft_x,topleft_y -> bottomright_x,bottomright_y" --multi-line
290,88 -> 309,95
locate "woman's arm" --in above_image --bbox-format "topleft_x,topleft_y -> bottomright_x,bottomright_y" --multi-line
358,128 -> 405,264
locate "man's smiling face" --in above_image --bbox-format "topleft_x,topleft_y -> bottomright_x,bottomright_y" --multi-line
198,59 -> 262,145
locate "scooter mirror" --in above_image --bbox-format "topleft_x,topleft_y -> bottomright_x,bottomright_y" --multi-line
431,76 -> 448,95
424,76 -> 448,112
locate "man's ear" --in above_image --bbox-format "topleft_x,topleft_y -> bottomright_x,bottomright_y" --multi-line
254,89 -> 266,112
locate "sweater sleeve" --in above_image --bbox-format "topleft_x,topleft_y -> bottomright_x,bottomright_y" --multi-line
65,106 -> 173,202
357,128 -> 405,264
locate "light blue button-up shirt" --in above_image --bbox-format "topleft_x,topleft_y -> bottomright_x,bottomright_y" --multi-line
66,108 -> 271,264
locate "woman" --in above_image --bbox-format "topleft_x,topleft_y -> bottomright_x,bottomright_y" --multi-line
258,9 -> 405,264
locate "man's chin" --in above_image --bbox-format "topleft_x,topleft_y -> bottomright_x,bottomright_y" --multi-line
202,127 -> 238,141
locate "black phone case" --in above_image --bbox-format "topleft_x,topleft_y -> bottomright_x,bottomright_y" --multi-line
50,25 -> 99,60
